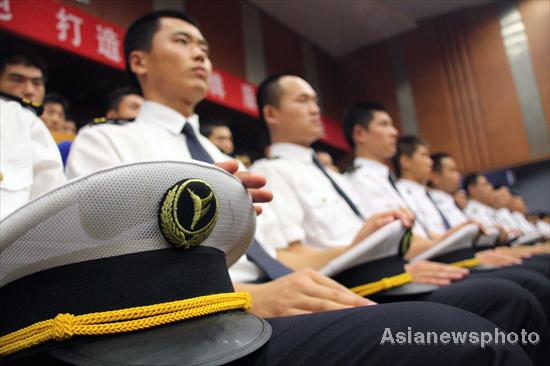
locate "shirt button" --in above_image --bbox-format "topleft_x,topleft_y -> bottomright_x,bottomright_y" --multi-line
0,171 -> 3,182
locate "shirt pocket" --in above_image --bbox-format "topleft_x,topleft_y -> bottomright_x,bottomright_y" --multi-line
0,165 -> 33,192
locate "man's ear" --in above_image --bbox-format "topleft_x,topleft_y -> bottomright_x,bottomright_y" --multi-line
399,154 -> 412,172
106,110 -> 116,119
429,171 -> 439,185
263,105 -> 279,128
128,50 -> 148,79
353,124 -> 366,146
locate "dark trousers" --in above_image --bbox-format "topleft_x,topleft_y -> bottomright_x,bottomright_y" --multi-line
470,266 -> 550,325
520,254 -> 550,279
243,303 -> 531,366
365,277 -> 549,365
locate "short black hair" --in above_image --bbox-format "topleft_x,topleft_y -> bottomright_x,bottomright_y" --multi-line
107,86 -> 141,112
200,120 -> 230,138
391,135 -> 428,177
0,48 -> 48,82
463,173 -> 482,193
124,10 -> 201,90
43,92 -> 69,114
431,152 -> 452,174
493,184 -> 509,191
342,102 -> 387,149
256,73 -> 298,126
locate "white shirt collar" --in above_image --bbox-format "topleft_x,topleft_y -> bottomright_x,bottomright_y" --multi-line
429,189 -> 453,202
136,101 -> 200,135
270,143 -> 315,163
397,178 -> 426,193
353,157 -> 390,178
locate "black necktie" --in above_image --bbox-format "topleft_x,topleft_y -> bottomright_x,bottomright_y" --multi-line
388,174 -> 432,238
426,191 -> 452,230
388,172 -> 399,191
246,239 -> 293,280
312,153 -> 364,220
182,121 -> 291,279
181,122 -> 214,163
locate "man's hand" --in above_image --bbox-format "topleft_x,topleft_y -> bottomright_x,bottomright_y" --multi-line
494,246 -> 532,259
215,160 -> 273,215
405,260 -> 468,286
350,209 -> 415,246
476,249 -> 522,267
234,269 -> 375,318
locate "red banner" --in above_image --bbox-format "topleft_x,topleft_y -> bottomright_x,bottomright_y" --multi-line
1,0 -> 126,69
0,0 -> 349,151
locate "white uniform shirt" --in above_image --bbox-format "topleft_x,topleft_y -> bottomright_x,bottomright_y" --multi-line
66,100 -> 283,283
536,220 -> 550,237
0,99 -> 66,220
429,189 -> 469,228
511,211 -> 538,234
464,200 -> 499,229
496,208 -> 522,232
396,179 -> 448,237
250,143 -> 364,250
66,101 -> 231,178
345,158 -> 428,238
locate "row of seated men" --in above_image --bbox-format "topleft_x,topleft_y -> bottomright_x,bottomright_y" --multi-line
1,9 -> 550,366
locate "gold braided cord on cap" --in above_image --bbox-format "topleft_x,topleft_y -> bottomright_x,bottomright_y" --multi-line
0,291 -> 251,357
451,258 -> 481,269
350,272 -> 413,297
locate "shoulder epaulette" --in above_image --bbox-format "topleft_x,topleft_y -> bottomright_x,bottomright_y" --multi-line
84,117 -> 135,127
0,91 -> 43,115
265,156 -> 280,160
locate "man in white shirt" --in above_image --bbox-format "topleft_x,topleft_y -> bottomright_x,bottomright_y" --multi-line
0,49 -> 46,105
491,186 -> 524,236
105,86 -> 144,120
429,153 -> 471,226
0,94 -> 66,220
463,174 -> 510,238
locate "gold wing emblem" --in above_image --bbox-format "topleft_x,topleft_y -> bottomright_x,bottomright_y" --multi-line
187,188 -> 215,230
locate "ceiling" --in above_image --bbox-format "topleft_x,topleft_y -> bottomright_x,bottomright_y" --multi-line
250,0 -> 495,57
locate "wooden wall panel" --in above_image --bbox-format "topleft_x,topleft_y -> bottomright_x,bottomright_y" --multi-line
186,0 -> 245,78
260,13 -> 304,77
391,3 -> 533,173
402,21 -> 468,171
60,0 -> 152,29
315,50 -> 345,121
518,0 -> 550,132
339,42 -> 401,132
461,4 -> 531,169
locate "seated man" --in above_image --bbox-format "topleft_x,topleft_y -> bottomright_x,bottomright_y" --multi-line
105,86 -> 144,120
65,11 -> 548,364
0,48 -> 46,105
40,92 -> 69,132
510,196 -> 549,236
463,174 -> 511,241
200,120 -> 235,156
0,93 -> 66,220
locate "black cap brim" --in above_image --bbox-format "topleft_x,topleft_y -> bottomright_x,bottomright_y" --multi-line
49,311 -> 271,366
